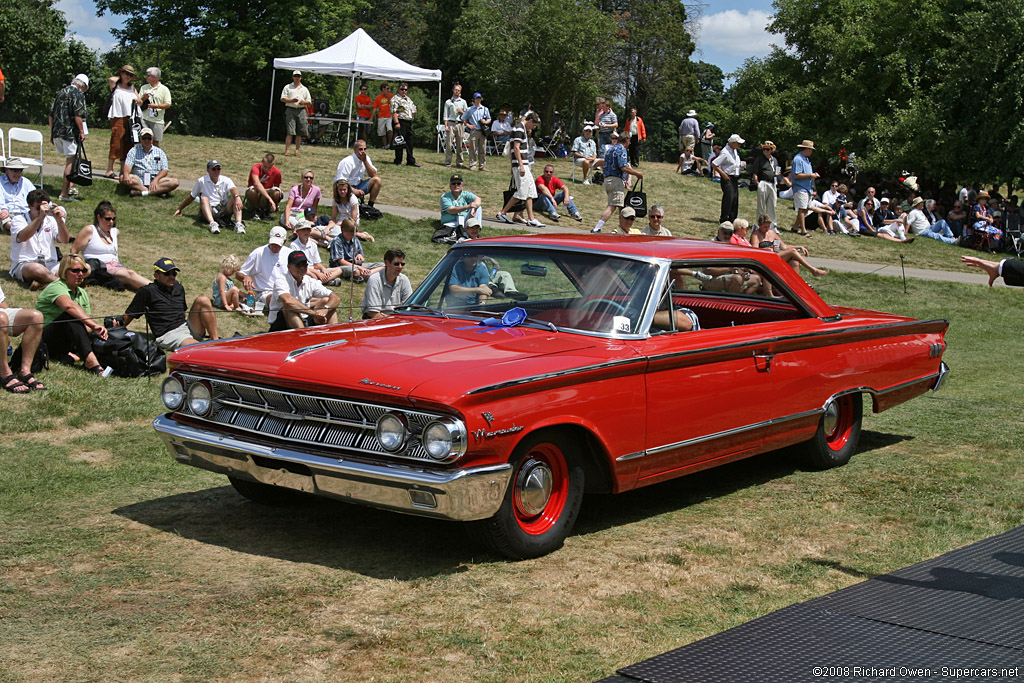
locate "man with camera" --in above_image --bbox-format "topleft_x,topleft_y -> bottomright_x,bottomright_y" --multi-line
139,67 -> 171,146
8,190 -> 68,290
121,127 -> 179,197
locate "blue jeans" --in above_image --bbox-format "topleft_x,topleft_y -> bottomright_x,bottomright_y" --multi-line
917,219 -> 957,244
537,191 -> 578,216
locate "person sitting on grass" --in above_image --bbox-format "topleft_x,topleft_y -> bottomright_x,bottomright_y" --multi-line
268,251 -> 341,332
173,160 -> 246,235
535,164 -> 582,222
122,257 -> 219,351
290,220 -> 342,286
35,254 -> 110,376
244,153 -> 283,222
0,283 -> 47,393
9,190 -> 69,291
212,254 -> 242,311
362,248 -> 413,319
871,197 -> 914,243
334,140 -> 382,207
72,200 -> 151,291
120,127 -> 180,197
281,168 -> 320,228
749,214 -> 829,278
238,226 -> 292,308
676,147 -> 706,177
440,173 -> 481,239
327,219 -> 384,283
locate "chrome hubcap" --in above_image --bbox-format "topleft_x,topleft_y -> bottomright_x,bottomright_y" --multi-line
514,458 -> 553,517
823,400 -> 839,436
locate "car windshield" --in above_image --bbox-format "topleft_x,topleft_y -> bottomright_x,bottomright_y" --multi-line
404,247 -> 659,336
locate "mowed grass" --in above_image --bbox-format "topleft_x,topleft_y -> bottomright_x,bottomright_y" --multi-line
1,122 -> 1023,681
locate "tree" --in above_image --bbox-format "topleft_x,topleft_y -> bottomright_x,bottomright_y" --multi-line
96,0 -> 367,137
0,0 -> 97,124
729,0 -> 1024,185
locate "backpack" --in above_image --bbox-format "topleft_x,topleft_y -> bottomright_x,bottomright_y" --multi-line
10,342 -> 49,375
359,204 -> 383,221
91,326 -> 167,378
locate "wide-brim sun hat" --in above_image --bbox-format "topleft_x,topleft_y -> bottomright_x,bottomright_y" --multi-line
797,139 -> 815,149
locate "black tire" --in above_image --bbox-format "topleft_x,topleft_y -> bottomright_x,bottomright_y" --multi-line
467,431 -> 585,559
799,394 -> 863,470
228,476 -> 301,505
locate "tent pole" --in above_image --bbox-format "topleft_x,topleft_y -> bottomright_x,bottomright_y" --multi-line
346,74 -> 356,148
267,70 -> 277,143
437,82 -> 442,153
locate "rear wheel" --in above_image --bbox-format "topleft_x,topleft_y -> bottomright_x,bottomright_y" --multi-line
228,476 -> 301,505
468,432 -> 585,559
800,394 -> 863,469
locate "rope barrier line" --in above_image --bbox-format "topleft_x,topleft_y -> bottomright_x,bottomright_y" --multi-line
2,304 -> 360,330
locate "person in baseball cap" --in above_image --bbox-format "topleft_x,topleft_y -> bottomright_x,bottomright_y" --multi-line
174,160 -> 245,234
615,206 -> 641,234
121,124 -> 180,197
121,256 -> 220,351
236,226 -> 292,309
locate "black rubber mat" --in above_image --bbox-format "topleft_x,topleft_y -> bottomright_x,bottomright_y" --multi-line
608,526 -> 1024,683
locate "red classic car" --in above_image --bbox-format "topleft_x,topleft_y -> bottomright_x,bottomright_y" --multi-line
154,235 -> 949,558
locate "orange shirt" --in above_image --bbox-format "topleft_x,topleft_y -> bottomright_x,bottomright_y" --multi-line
373,93 -> 392,118
356,94 -> 372,119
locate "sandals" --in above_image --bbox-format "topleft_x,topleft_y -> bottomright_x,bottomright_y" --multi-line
103,172 -> 117,179
17,373 -> 47,391
1,373 -> 30,394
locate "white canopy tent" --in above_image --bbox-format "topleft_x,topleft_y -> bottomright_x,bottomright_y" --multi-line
267,28 -> 443,146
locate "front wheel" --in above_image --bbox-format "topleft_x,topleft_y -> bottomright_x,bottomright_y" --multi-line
799,394 -> 863,470
468,432 -> 585,559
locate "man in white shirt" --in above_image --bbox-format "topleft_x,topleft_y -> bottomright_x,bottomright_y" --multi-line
442,84 -> 467,167
572,126 -> 604,184
174,160 -> 245,234
490,110 -> 512,155
0,158 -> 36,230
268,250 -> 340,331
9,189 -> 68,289
711,133 -> 743,224
905,197 -> 957,244
857,186 -> 880,212
139,67 -> 171,146
238,226 -> 292,307
334,140 -> 382,206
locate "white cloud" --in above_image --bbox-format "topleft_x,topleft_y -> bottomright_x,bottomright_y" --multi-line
54,0 -> 126,54
698,9 -> 780,58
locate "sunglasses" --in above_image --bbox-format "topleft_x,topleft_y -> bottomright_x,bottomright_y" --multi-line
398,88 -> 408,91
67,268 -> 87,274
650,215 -> 663,219
303,176 -> 314,180
141,136 -> 153,140
101,215 -> 116,222
622,216 -> 635,222
391,261 -> 405,267
450,182 -> 463,186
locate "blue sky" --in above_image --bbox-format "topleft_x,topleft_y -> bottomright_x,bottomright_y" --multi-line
57,0 -> 781,80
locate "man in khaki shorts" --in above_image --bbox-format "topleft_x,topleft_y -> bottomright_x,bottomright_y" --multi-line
122,257 -> 219,351
591,131 -> 643,233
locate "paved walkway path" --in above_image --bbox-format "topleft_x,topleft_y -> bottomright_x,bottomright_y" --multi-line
36,160 -> 1005,288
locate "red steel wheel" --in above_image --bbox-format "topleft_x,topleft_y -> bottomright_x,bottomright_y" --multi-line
800,394 -> 863,470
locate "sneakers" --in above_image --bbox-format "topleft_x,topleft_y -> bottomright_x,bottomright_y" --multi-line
209,221 -> 221,234
234,221 -> 246,234
572,212 -> 583,222
590,226 -> 602,233
505,289 -> 529,301
547,212 -> 560,221
58,195 -> 81,203
326,278 -> 342,286
67,187 -> 79,197
582,178 -> 591,185
251,210 -> 263,221
525,218 -> 545,227
495,213 -> 513,224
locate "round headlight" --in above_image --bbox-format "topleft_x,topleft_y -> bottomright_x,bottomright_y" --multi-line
161,376 -> 184,410
375,413 -> 408,452
187,381 -> 213,416
422,419 -> 467,461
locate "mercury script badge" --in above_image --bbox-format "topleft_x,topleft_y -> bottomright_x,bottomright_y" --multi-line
360,378 -> 402,391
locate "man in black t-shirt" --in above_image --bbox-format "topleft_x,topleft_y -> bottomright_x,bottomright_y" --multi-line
122,257 -> 219,351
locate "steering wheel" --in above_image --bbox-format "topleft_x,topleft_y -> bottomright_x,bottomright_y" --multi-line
578,298 -> 627,316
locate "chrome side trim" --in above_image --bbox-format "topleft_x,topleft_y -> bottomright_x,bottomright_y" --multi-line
467,357 -> 647,395
153,415 -> 512,522
615,451 -> 646,462
287,338 -> 349,359
644,408 -> 823,456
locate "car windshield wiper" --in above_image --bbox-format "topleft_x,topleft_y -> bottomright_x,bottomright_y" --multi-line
394,304 -> 448,318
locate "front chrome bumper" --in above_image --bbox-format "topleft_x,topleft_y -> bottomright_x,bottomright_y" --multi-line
153,415 -> 512,521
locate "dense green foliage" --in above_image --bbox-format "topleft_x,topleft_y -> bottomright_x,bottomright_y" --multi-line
0,0 -> 97,124
729,0 -> 1024,185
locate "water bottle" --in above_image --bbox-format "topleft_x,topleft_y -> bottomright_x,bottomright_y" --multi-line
7,344 -> 11,357
246,291 -> 255,309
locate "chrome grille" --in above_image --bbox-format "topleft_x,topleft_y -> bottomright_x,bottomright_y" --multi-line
177,374 -> 441,462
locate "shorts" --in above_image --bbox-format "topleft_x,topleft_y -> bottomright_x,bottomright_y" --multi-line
377,117 -> 393,135
210,201 -> 231,219
284,107 -> 308,137
100,258 -> 129,275
352,178 -> 372,193
604,176 -> 626,207
54,138 -> 78,157
793,191 -> 812,210
512,165 -> 537,200
155,321 -> 200,351
11,260 -> 59,283
148,121 -> 165,142
1,308 -> 23,330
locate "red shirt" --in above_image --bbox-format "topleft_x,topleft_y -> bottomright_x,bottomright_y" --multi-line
250,163 -> 282,189
356,94 -> 372,119
535,174 -> 566,194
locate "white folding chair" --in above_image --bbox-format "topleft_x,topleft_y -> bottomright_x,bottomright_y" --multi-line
8,127 -> 44,186
0,127 -> 6,168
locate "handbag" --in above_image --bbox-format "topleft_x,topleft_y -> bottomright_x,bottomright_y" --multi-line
66,139 -> 93,186
128,102 -> 144,144
625,178 -> 647,217
502,175 -> 526,215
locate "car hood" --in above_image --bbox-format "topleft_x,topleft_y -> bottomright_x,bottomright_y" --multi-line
170,315 -> 609,404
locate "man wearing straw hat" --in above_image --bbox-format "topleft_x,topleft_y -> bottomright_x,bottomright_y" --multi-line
791,139 -> 819,236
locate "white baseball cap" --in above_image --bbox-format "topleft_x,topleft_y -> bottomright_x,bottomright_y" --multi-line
269,226 -> 288,246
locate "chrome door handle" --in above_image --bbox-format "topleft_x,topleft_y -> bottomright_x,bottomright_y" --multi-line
753,352 -> 774,372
